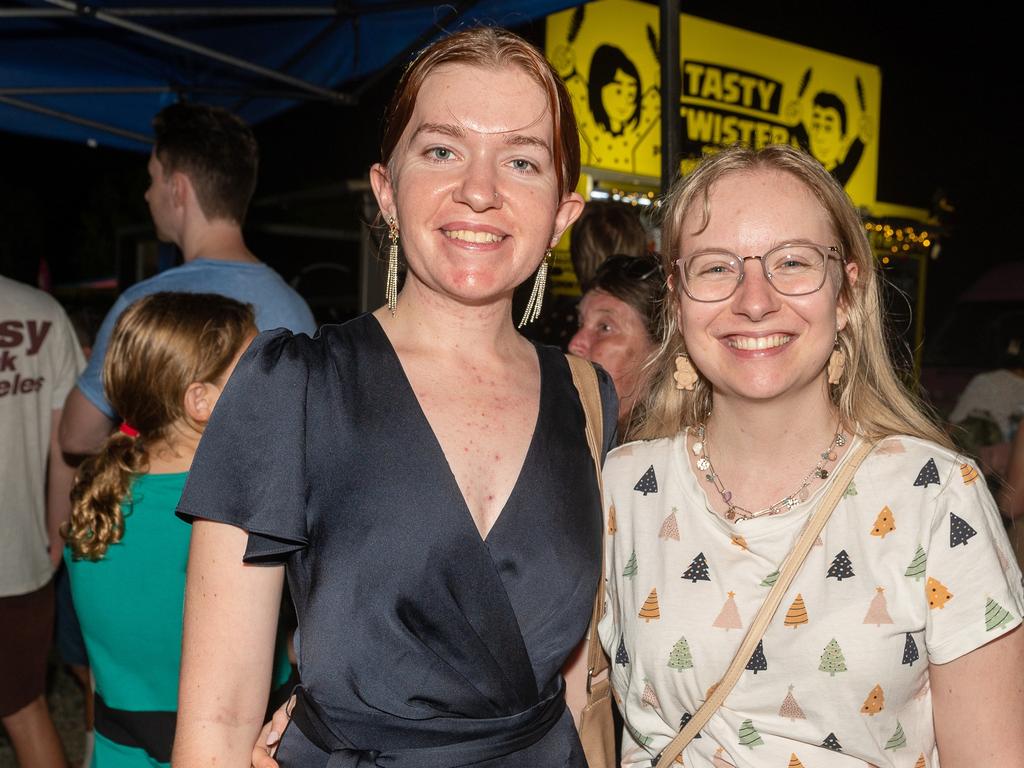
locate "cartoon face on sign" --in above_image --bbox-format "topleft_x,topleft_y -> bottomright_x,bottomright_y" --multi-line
550,7 -> 661,174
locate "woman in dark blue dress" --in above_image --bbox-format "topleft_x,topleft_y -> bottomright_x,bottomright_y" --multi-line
171,27 -> 616,768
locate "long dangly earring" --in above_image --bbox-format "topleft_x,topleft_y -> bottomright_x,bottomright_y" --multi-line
386,217 -> 399,316
827,334 -> 846,384
518,249 -> 551,328
673,354 -> 698,390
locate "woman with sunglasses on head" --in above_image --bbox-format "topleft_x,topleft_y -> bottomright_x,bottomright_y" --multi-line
570,253 -> 664,439
599,144 -> 1024,767
171,25 -> 619,768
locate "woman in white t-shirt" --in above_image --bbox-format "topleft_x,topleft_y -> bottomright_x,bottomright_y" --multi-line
599,144 -> 1024,767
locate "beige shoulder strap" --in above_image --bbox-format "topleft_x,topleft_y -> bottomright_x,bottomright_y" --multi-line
564,354 -> 609,694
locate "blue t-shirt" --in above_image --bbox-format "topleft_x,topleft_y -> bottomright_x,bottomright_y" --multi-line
78,259 -> 316,418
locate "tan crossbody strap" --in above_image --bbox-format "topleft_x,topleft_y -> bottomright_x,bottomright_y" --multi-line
655,438 -> 875,768
564,354 -> 609,695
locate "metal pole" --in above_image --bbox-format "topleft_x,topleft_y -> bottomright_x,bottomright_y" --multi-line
40,0 -> 354,104
659,0 -> 680,196
0,94 -> 153,144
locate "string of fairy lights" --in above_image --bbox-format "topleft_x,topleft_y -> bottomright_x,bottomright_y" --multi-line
590,186 -> 940,267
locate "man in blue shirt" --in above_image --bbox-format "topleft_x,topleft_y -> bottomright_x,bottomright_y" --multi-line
60,103 -> 316,454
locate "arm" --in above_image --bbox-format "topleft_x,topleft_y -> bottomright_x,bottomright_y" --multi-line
172,520 -> 285,767
930,625 -> 1024,765
59,386 -> 116,455
997,427 -> 1024,520
562,637 -> 588,729
46,407 -> 77,569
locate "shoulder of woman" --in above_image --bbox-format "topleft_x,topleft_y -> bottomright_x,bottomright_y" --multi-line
863,434 -> 988,502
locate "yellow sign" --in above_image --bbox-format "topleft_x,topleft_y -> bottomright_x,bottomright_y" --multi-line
547,0 -> 881,206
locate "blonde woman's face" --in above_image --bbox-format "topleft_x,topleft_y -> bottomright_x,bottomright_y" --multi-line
675,169 -> 856,407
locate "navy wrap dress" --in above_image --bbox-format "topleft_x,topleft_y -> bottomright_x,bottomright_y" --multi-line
177,313 -> 617,767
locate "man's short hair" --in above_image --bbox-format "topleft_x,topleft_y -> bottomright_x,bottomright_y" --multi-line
152,102 -> 259,224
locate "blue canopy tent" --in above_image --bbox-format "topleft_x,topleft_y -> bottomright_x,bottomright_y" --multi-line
0,0 -> 580,152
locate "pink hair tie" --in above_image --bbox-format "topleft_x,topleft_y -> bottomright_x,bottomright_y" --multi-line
118,422 -> 140,438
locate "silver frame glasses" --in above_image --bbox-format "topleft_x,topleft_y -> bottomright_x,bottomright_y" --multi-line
674,243 -> 844,302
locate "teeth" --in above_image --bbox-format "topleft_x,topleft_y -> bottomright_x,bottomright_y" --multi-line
729,334 -> 792,350
444,229 -> 503,243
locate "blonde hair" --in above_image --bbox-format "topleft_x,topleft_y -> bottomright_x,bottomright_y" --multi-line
63,292 -> 255,559
633,144 -> 950,448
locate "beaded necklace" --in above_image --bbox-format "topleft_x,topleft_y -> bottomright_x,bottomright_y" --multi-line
692,424 -> 847,522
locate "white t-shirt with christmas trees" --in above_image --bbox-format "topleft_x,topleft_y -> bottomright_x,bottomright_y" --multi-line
598,432 -> 1024,768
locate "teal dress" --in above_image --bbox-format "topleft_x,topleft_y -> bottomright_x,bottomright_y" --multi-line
66,472 -> 293,767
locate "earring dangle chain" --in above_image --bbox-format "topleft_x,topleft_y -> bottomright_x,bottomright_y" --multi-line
386,217 -> 399,316
518,249 -> 551,328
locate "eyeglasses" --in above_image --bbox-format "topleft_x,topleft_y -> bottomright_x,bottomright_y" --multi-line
674,243 -> 843,302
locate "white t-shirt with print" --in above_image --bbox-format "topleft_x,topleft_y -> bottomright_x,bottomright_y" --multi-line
598,431 -> 1024,768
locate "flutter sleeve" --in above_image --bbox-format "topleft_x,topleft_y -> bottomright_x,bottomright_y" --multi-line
177,328 -> 310,563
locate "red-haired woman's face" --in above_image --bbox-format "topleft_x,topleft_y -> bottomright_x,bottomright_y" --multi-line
370,64 -> 583,309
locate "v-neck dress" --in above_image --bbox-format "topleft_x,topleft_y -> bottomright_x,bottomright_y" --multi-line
177,313 -> 618,767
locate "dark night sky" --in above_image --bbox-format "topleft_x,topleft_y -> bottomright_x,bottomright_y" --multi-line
2,3 -> 1019,329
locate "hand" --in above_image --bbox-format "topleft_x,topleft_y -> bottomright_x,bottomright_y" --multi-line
251,694 -> 294,768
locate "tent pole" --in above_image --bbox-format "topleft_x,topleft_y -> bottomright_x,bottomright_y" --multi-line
0,94 -> 152,144
40,0 -> 355,104
659,0 -> 680,195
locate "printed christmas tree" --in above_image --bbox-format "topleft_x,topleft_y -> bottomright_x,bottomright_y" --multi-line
826,549 -> 855,581
667,635 -> 693,671
730,534 -> 747,551
949,512 -> 977,547
860,683 -> 885,715
819,638 -> 847,676
711,747 -> 735,767
904,545 -> 927,581
884,720 -> 907,749
788,755 -> 806,768
682,552 -> 711,583
870,506 -> 896,538
639,587 -> 660,622
760,570 -> 779,587
623,550 -> 638,578
820,732 -> 843,751
615,635 -> 630,666
914,752 -> 927,768
960,463 -> 979,485
745,639 -> 767,674
844,480 -> 858,497
784,593 -> 808,628
985,596 -> 1016,631
926,576 -> 953,609
713,591 -> 743,630
778,685 -> 806,721
902,633 -> 920,667
659,508 -> 680,540
641,678 -> 660,709
678,710 -> 701,738
634,465 -> 658,495
863,586 -> 894,626
913,458 -> 941,487
607,503 -> 617,535
737,719 -> 764,748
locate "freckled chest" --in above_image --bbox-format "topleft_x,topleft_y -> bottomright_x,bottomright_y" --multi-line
406,362 -> 541,538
